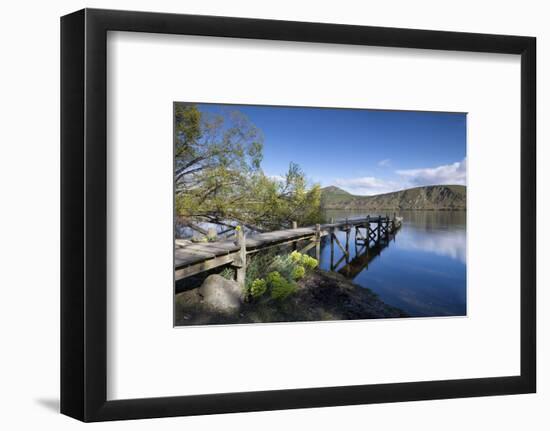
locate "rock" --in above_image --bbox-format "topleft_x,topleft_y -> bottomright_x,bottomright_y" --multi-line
198,274 -> 243,313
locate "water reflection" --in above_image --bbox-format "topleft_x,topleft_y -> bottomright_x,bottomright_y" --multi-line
318,210 -> 467,317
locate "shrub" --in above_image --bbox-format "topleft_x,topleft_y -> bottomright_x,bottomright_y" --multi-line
245,248 -> 279,290
301,254 -> 318,270
250,278 -> 267,298
266,271 -> 283,286
292,265 -> 306,280
289,250 -> 303,263
266,270 -> 296,299
270,278 -> 297,300
268,254 -> 296,280
246,250 -> 317,301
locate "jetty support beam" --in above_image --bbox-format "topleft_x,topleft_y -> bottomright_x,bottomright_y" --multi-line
315,224 -> 321,261
233,229 -> 247,287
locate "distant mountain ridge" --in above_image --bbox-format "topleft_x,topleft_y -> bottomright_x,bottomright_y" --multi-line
320,185 -> 466,210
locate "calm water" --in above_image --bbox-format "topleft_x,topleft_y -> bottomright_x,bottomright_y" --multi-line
319,210 -> 467,317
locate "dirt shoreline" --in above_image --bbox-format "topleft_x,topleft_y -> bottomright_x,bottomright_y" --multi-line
175,269 -> 407,326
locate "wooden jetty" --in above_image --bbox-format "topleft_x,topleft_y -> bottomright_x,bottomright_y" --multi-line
175,215 -> 402,283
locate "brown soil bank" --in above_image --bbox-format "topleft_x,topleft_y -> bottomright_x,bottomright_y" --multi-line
175,270 -> 407,326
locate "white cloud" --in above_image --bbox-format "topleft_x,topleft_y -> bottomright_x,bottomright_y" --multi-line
396,230 -> 466,263
332,158 -> 467,196
377,158 -> 391,167
334,176 -> 399,196
267,174 -> 286,183
396,158 -> 467,187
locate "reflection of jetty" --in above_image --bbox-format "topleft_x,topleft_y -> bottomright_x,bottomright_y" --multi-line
175,215 -> 402,285
337,239 -> 389,278
328,216 -> 403,275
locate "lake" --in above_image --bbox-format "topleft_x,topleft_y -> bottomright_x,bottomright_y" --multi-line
319,210 -> 467,317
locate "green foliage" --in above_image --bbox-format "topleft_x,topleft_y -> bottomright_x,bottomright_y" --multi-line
265,270 -> 297,299
270,277 -> 297,300
301,254 -> 318,270
267,254 -> 296,281
250,278 -> 267,298
245,249 -> 319,301
175,103 -> 264,227
289,251 -> 318,270
219,267 -> 235,280
292,265 -> 306,280
265,271 -> 283,286
289,250 -> 302,264
174,103 -> 322,233
245,248 -> 279,291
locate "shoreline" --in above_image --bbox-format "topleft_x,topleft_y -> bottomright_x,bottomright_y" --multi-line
321,207 -> 466,211
174,269 -> 407,326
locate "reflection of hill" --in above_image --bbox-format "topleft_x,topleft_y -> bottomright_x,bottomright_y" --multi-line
321,185 -> 466,211
399,209 -> 466,230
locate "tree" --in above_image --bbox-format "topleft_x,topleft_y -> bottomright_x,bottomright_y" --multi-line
175,103 -> 263,230
174,103 -> 263,195
174,103 -> 321,235
245,163 -> 321,230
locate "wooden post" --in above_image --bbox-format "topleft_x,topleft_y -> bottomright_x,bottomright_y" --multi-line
330,217 -> 334,224
315,224 -> 321,261
291,220 -> 298,250
206,227 -> 217,242
234,228 -> 246,287
377,219 -> 381,243
345,228 -> 350,259
330,229 -> 335,270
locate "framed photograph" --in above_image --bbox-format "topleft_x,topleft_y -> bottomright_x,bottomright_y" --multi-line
61,8 -> 536,422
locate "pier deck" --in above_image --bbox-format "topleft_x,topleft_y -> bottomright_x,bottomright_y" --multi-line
175,215 -> 402,281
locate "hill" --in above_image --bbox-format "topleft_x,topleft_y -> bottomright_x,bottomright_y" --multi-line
320,185 -> 466,211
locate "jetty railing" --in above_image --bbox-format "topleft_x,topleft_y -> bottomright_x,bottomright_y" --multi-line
175,215 -> 403,284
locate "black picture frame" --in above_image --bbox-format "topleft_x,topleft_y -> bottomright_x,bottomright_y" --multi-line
61,8 -> 536,422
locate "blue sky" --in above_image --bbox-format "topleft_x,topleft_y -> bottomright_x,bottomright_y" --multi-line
196,103 -> 466,195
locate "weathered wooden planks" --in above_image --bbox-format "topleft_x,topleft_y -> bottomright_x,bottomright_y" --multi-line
174,216 -> 401,281
175,252 -> 240,279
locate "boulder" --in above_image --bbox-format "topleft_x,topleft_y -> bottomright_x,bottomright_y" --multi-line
198,274 -> 243,313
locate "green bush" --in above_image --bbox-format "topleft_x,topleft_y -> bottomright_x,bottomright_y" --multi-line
268,254 -> 296,280
301,254 -> 318,270
245,250 -> 318,301
245,248 -> 279,291
292,265 -> 306,280
266,270 -> 296,299
289,250 -> 302,263
270,277 -> 297,300
266,271 -> 283,286
289,250 -> 318,270
250,278 -> 267,298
